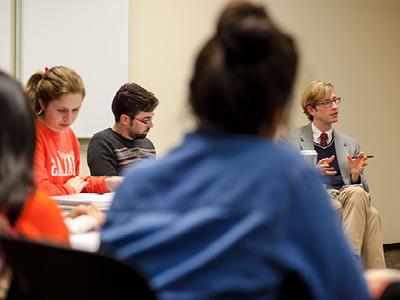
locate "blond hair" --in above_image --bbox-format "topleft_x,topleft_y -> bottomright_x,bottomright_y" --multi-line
301,81 -> 334,121
25,66 -> 85,116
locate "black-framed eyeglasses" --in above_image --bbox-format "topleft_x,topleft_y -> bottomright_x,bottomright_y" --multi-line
133,117 -> 153,125
315,97 -> 341,108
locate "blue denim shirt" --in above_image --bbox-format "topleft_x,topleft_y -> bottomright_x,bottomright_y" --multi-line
101,131 -> 370,300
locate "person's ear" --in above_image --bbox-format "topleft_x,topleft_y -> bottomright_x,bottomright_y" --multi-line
38,99 -> 46,112
120,114 -> 131,125
306,105 -> 316,116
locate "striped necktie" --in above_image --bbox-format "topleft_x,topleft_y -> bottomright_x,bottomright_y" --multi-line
320,132 -> 328,147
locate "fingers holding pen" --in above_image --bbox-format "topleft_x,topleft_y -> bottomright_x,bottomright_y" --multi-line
347,151 -> 369,170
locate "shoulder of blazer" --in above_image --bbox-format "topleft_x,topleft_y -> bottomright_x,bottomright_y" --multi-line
280,125 -> 307,144
298,124 -> 312,142
333,129 -> 359,148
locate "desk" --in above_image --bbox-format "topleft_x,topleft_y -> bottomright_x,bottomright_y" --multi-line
50,193 -> 112,252
70,231 -> 100,252
52,193 -> 114,212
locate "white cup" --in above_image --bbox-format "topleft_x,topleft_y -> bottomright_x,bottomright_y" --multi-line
300,150 -> 318,165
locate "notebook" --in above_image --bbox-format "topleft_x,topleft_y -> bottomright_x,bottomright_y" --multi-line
51,193 -> 114,211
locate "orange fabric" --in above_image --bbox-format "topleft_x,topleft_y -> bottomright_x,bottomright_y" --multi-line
82,176 -> 109,194
34,120 -> 108,195
15,190 -> 69,245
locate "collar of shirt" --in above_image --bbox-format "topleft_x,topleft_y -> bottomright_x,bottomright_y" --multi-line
311,122 -> 333,145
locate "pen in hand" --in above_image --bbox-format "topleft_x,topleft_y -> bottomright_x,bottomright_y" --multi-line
352,155 -> 374,159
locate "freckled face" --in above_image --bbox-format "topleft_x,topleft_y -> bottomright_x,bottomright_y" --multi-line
41,93 -> 83,131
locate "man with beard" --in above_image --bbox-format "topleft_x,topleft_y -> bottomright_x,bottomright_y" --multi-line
284,80 -> 385,269
87,82 -> 159,176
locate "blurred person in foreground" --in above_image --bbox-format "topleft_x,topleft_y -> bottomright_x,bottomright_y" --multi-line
0,70 -> 68,298
100,1 -> 370,299
0,70 -> 68,245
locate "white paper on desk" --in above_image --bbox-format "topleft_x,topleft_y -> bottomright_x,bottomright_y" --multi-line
51,193 -> 114,211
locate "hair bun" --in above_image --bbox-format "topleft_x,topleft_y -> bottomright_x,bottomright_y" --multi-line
216,1 -> 278,62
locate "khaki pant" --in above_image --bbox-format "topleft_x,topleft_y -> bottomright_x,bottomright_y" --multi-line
328,186 -> 386,269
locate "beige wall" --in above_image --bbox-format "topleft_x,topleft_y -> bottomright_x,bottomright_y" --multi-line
80,0 -> 400,243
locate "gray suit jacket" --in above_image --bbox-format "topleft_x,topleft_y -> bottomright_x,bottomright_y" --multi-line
284,123 -> 369,192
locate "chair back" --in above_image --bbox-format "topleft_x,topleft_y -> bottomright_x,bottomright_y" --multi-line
0,235 -> 156,300
276,269 -> 314,300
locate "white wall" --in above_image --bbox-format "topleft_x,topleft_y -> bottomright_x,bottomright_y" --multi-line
0,0 -> 13,73
20,0 -> 129,138
129,0 -> 236,154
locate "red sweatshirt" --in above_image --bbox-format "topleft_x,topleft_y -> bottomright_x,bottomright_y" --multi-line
15,190 -> 69,245
34,120 -> 108,196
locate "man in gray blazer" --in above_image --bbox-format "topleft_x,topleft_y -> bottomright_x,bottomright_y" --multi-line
285,80 -> 385,269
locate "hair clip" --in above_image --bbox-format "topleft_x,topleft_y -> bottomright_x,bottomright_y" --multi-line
42,67 -> 49,78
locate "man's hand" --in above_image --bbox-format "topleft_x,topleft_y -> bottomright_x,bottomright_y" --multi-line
104,176 -> 124,192
317,155 -> 337,176
347,151 -> 368,182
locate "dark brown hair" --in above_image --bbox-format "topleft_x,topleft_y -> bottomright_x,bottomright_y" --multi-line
0,71 -> 36,223
112,82 -> 159,122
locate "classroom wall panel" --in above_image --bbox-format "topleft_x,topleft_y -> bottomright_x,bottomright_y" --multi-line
19,0 -> 129,137
0,0 -> 13,73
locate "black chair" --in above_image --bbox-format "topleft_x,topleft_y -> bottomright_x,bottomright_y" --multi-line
380,282 -> 400,300
0,235 -> 157,300
276,270 -> 314,300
